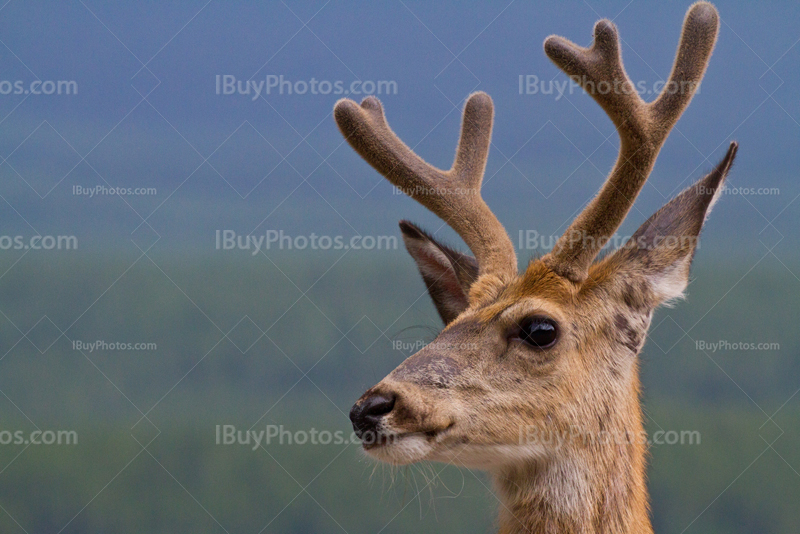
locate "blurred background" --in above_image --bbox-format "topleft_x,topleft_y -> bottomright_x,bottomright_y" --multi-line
0,1 -> 798,532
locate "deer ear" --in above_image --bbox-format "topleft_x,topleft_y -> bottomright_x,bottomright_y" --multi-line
609,142 -> 738,306
400,220 -> 479,324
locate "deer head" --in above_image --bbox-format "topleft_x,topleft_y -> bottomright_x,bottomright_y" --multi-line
336,3 -> 735,532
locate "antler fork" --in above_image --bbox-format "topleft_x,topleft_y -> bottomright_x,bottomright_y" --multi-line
541,2 -> 720,282
334,93 -> 518,284
334,2 -> 720,288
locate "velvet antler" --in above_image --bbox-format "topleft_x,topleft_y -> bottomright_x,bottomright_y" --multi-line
334,92 -> 517,283
541,1 -> 720,282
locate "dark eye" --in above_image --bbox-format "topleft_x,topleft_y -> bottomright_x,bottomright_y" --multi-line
517,317 -> 558,349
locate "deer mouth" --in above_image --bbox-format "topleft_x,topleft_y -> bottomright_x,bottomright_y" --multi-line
350,388 -> 457,461
361,430 -> 451,466
361,422 -> 456,453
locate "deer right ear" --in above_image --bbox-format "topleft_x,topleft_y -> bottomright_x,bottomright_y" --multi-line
605,142 -> 738,307
399,220 -> 479,325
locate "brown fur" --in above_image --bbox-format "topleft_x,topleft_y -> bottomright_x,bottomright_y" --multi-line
338,3 -> 737,533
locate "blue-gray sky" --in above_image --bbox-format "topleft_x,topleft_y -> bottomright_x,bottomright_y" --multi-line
0,0 -> 797,261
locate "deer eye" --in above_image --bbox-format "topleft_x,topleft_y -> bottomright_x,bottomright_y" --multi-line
516,317 -> 558,349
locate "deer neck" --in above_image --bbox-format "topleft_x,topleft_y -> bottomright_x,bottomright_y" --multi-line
491,396 -> 652,533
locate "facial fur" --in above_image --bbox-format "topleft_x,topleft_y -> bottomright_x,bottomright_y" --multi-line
353,259 -> 656,469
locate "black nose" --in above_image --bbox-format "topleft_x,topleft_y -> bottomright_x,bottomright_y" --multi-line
349,393 -> 396,439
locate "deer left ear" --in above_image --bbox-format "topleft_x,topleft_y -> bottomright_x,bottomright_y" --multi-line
607,142 -> 738,306
400,220 -> 479,324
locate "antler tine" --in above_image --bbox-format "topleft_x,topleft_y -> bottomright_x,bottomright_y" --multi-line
541,2 -> 720,282
334,92 -> 518,282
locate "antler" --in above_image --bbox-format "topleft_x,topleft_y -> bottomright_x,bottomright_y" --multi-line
334,92 -> 517,282
541,2 -> 720,282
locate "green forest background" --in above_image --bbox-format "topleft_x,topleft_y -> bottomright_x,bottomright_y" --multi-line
0,251 -> 797,534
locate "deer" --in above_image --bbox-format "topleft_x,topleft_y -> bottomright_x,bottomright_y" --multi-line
334,3 -> 736,533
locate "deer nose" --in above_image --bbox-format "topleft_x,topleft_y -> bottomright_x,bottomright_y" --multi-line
349,393 -> 396,439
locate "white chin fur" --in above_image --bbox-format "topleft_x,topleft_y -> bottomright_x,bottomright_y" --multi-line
367,436 -> 549,470
364,434 -> 433,465
429,443 -> 550,470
